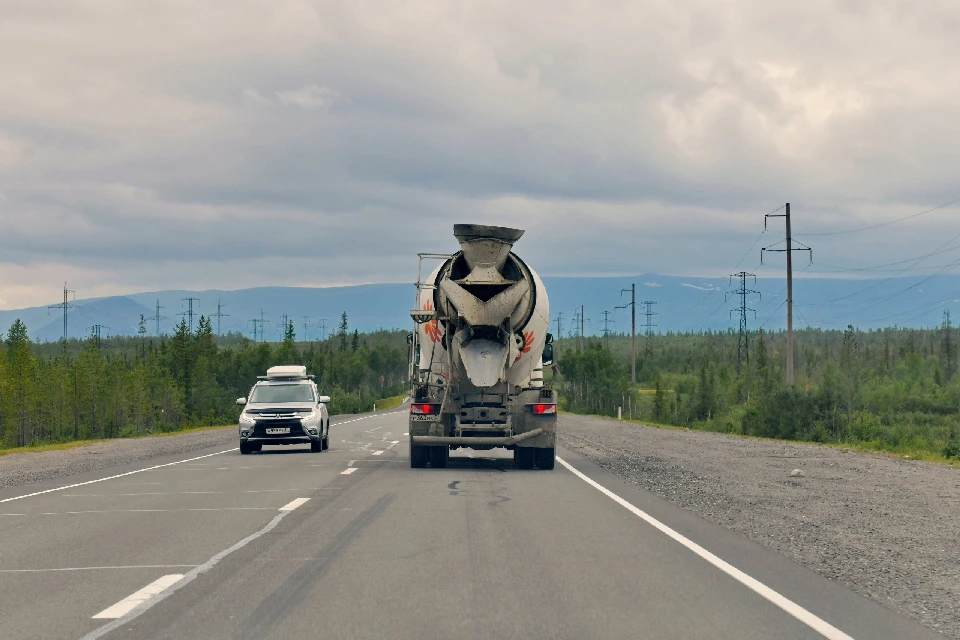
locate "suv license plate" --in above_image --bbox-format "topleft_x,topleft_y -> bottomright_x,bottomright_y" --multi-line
265,427 -> 290,435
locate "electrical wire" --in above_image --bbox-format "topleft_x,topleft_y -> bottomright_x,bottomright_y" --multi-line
794,196 -> 960,237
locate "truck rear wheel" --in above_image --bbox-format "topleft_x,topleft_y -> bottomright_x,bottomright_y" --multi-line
516,448 -> 535,470
535,447 -> 555,470
410,444 -> 429,468
429,446 -> 449,468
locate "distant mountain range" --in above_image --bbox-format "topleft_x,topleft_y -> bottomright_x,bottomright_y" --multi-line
4,273 -> 959,342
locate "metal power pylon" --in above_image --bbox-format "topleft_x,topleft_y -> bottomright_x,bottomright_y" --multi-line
180,297 -> 201,332
148,299 -> 168,336
213,300 -> 229,335
727,272 -> 760,373
48,283 -> 80,341
641,301 -> 658,359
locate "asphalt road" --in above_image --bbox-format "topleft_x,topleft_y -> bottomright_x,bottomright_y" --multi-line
0,410 -> 941,640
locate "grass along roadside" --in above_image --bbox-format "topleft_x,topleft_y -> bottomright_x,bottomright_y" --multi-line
374,394 -> 407,411
561,410 -> 960,468
0,424 -> 234,458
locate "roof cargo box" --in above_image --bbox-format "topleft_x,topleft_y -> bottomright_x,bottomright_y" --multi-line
266,365 -> 308,379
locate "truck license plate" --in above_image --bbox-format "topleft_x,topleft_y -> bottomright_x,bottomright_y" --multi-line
410,415 -> 436,422
265,427 -> 290,435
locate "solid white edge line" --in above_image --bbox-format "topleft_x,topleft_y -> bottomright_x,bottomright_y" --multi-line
92,574 -> 184,619
279,498 -> 310,512
556,457 -> 855,640
1,449 -> 239,504
341,467 -> 358,475
80,510 -> 291,640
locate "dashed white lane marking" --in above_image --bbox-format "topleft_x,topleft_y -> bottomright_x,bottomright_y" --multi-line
1,565 -> 197,574
0,449 -> 238,504
279,498 -> 310,512
81,507 -> 294,639
557,457 -> 855,640
92,574 -> 184,619
340,468 -> 358,475
372,451 -> 384,456
387,441 -> 400,450
403,433 -> 409,436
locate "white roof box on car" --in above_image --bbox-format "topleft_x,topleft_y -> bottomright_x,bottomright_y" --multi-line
265,365 -> 309,380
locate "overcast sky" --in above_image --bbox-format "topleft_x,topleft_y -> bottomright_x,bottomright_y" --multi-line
1,1 -> 958,309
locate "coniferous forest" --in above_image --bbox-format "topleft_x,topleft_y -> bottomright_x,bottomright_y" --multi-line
556,320 -> 960,459
0,312 -> 409,449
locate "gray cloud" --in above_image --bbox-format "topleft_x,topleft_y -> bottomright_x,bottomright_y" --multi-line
1,0 -> 958,308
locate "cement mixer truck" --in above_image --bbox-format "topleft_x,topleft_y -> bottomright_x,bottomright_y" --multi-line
408,224 -> 557,470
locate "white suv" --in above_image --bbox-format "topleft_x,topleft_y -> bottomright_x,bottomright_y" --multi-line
236,366 -> 330,454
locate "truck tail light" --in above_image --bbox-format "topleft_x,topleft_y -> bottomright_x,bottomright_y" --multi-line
529,404 -> 557,415
410,403 -> 440,415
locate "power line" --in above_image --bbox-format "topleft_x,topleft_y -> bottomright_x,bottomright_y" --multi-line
795,196 -> 960,237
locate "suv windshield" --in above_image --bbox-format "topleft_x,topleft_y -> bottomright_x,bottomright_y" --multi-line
250,383 -> 314,404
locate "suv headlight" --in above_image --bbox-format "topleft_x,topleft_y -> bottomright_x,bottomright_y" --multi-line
239,413 -> 256,426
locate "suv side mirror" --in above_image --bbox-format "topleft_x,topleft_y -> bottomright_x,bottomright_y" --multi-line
236,397 -> 247,406
318,395 -> 331,404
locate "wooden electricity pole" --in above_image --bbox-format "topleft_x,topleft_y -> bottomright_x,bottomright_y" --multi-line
763,203 -> 811,386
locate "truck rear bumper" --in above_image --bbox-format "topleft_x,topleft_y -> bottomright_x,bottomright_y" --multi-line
411,428 -> 543,447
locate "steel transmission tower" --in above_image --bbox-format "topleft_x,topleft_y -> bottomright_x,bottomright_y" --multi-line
148,299 -> 168,336
48,282 -> 79,341
180,298 -> 200,332
601,310 -> 613,341
302,316 -> 311,342
727,272 -> 760,373
213,300 -> 229,335
641,301 -> 658,359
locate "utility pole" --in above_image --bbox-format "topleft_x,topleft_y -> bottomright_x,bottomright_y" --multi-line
641,301 -> 658,359
580,304 -> 585,353
48,282 -> 79,341
277,313 -> 290,341
763,203 -> 812,385
555,312 -> 563,359
318,318 -> 329,341
148,299 -> 167,336
727,272 -> 759,373
617,284 -> 636,384
943,311 -> 954,381
213,300 -> 229,335
302,316 -> 311,342
180,297 -> 200,332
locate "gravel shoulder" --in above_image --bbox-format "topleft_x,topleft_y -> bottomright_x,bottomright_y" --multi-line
0,428 -> 237,489
560,414 -> 960,639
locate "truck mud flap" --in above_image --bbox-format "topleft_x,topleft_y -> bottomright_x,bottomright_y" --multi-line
411,428 -> 544,447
